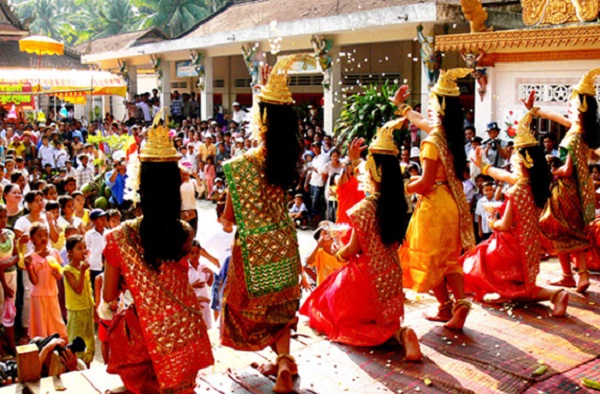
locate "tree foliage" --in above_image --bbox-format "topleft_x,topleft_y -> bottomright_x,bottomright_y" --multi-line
8,0 -> 229,46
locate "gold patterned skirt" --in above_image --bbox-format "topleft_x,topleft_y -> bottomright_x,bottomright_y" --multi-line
400,183 -> 462,293
540,177 -> 590,254
220,239 -> 300,351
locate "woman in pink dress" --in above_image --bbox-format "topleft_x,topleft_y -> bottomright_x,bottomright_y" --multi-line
204,157 -> 216,200
301,119 -> 421,360
24,223 -> 67,340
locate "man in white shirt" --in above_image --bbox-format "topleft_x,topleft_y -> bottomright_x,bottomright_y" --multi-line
231,102 -> 246,125
305,142 -> 330,227
38,135 -> 55,168
84,209 -> 107,293
76,155 -> 94,189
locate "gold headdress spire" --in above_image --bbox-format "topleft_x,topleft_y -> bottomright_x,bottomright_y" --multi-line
140,108 -> 180,162
366,117 -> 403,182
369,118 -> 403,155
573,68 -> 600,96
431,68 -> 473,97
513,110 -> 537,149
257,55 -> 313,105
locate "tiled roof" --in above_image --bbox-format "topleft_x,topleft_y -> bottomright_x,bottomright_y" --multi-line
181,0 -> 422,38
72,27 -> 167,55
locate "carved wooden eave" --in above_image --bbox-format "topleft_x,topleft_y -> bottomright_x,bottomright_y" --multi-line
435,24 -> 600,55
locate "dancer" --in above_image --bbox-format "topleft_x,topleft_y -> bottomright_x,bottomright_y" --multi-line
221,57 -> 303,394
300,120 -> 422,360
397,69 -> 476,330
103,118 -> 213,394
463,111 -> 568,316
522,68 -> 600,293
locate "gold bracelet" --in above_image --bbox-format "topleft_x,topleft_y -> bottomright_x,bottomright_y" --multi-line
482,163 -> 491,175
530,106 -> 540,116
394,104 -> 411,117
351,159 -> 361,168
335,250 -> 349,262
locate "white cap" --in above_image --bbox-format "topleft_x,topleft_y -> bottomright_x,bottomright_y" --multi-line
232,102 -> 240,107
211,121 -> 218,126
410,147 -> 420,158
236,137 -> 244,143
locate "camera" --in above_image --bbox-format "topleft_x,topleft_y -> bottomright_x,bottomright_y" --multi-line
490,140 -> 499,151
0,360 -> 17,381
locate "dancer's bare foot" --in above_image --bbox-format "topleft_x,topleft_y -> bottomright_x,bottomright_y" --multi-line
548,274 -> 576,288
424,301 -> 453,322
273,355 -> 295,394
252,360 -> 298,377
444,300 -> 471,331
399,328 -> 423,361
551,290 -> 569,317
576,271 -> 590,294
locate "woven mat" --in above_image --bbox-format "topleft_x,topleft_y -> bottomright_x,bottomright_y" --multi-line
524,357 -> 600,393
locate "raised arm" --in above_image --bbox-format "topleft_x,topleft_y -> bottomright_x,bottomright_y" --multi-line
521,90 -> 571,128
390,85 -> 432,134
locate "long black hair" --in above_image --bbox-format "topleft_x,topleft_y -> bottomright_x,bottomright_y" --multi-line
373,154 -> 408,246
580,94 -> 600,149
139,161 -> 188,270
519,145 -> 551,208
439,95 -> 468,181
260,102 -> 302,190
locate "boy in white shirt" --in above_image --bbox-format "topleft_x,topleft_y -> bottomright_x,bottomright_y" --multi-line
475,181 -> 497,242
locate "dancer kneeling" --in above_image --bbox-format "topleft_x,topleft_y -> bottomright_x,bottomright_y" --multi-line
300,119 -> 422,361
463,110 -> 568,316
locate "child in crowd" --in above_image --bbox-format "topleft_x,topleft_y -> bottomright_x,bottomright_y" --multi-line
289,193 -> 308,229
57,195 -> 84,235
42,183 -> 58,202
106,209 -> 121,229
0,204 -> 19,354
204,157 -> 216,200
72,191 -> 91,231
209,201 -> 235,321
197,160 -> 206,199
63,235 -> 95,366
85,209 -> 107,295
211,178 -> 227,203
187,240 -> 214,329
304,221 -> 346,286
46,201 -> 64,252
475,181 -> 497,242
24,223 -> 67,340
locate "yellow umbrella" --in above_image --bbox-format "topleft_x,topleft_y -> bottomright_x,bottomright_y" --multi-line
19,35 -> 65,112
19,35 -> 64,56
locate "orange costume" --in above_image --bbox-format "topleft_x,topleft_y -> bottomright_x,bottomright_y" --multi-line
400,130 -> 475,292
104,219 -> 213,393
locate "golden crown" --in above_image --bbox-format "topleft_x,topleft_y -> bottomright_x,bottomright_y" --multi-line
257,56 -> 295,105
431,68 -> 473,97
513,110 -> 537,149
369,118 -> 403,155
140,109 -> 180,162
573,67 -> 600,96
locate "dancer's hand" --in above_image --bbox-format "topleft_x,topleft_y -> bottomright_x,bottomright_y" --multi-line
390,85 -> 410,107
521,90 -> 536,110
348,137 -> 367,161
471,146 -> 484,168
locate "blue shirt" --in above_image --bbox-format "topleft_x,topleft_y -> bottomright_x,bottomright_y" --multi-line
105,170 -> 128,205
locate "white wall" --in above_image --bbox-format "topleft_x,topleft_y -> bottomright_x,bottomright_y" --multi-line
477,59 -> 599,138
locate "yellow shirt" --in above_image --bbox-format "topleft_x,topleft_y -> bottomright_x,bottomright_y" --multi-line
308,248 -> 345,285
63,265 -> 94,311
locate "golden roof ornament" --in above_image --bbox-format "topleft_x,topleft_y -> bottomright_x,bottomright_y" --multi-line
573,68 -> 600,97
140,109 -> 180,162
369,118 -> 403,156
431,68 -> 473,97
513,110 -> 537,149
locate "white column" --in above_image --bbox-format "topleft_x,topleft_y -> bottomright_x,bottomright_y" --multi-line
161,60 -> 172,110
419,62 -> 430,114
128,66 -> 138,101
474,67 -> 494,137
323,45 -> 341,135
201,56 -> 214,120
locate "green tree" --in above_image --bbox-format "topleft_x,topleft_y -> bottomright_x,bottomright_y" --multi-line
136,0 -> 212,37
11,0 -> 61,38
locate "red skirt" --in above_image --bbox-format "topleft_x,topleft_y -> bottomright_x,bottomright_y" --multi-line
462,232 -> 539,301
300,258 -> 397,347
